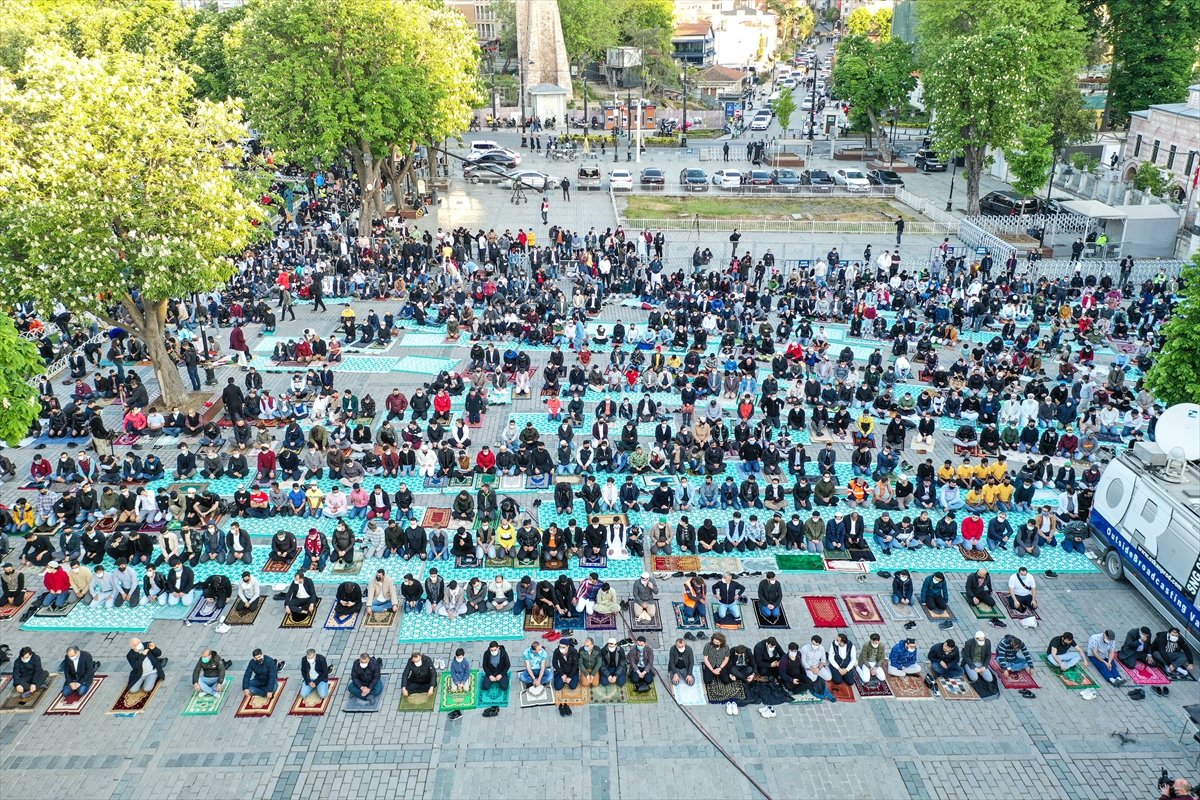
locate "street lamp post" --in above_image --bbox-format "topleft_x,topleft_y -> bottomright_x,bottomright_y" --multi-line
680,70 -> 688,148
613,92 -> 620,163
583,67 -> 588,134
520,58 -> 534,136
888,109 -> 898,167
945,156 -> 958,213
1038,152 -> 1059,248
808,57 -> 820,140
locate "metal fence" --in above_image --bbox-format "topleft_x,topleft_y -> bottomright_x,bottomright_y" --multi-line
895,187 -> 957,229
620,216 -> 954,236
618,184 -> 900,198
956,219 -> 1018,262
962,212 -> 1093,237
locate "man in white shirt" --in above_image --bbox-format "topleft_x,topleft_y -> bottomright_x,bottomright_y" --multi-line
1007,567 -> 1038,614
234,572 -> 261,614
800,635 -> 832,683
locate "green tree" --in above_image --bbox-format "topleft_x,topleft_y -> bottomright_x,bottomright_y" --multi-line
768,0 -> 815,43
846,7 -> 874,35
1102,0 -> 1200,128
873,8 -> 893,39
917,0 -> 1088,214
0,46 -> 268,408
234,0 -> 481,235
831,34 -> 917,152
774,87 -> 797,131
0,316 -> 44,446
1006,123 -> 1054,197
1132,161 -> 1167,196
177,3 -> 245,101
1145,255 -> 1200,406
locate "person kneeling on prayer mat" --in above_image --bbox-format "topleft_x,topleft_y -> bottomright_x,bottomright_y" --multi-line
333,581 -> 362,623
401,651 -> 436,699
242,648 -> 280,699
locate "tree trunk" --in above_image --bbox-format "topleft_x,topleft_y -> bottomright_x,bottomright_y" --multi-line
354,144 -> 383,238
865,107 -> 885,156
125,297 -> 191,408
964,145 -> 985,215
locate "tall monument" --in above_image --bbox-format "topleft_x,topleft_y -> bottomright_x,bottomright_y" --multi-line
515,0 -> 573,123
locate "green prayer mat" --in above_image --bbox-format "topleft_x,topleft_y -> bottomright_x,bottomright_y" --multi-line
624,682 -> 658,704
775,553 -> 826,572
476,681 -> 511,708
398,687 -> 439,712
590,683 -> 625,704
438,671 -> 478,712
1038,655 -> 1098,690
181,678 -> 233,716
962,593 -> 1004,619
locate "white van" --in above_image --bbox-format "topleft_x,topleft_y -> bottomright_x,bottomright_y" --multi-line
469,140 -> 501,153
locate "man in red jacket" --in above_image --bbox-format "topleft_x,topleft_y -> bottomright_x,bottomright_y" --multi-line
41,560 -> 72,609
384,388 -> 408,422
255,444 -> 278,484
475,446 -> 496,474
960,511 -> 985,552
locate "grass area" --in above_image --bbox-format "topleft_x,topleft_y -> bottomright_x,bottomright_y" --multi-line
622,195 -> 908,221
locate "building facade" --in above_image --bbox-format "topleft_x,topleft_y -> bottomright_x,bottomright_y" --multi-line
1122,84 -> 1200,194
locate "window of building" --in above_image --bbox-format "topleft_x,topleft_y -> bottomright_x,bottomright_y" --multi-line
1133,135 -> 1142,157
1167,145 -> 1177,170
1151,140 -> 1160,163
1187,151 -> 1198,179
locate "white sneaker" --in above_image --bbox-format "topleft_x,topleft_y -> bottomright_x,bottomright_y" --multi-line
757,705 -> 770,718
731,702 -> 739,716
725,701 -> 735,716
764,706 -> 777,717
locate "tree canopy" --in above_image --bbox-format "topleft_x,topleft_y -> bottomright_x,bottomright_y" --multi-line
0,46 -> 268,406
767,0 -> 816,44
831,34 -> 917,152
0,315 -> 44,446
559,0 -> 674,67
916,0 -> 1088,214
1145,255 -> 1200,407
1097,0 -> 1200,128
774,88 -> 797,132
234,0 -> 481,233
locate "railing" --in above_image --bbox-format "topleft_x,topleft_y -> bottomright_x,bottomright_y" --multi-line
955,219 -> 1018,262
895,187 -> 958,229
620,216 -> 954,235
962,212 -> 1093,237
617,184 -> 901,198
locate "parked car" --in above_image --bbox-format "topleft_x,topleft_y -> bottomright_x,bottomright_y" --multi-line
577,165 -> 603,190
679,168 -> 709,191
979,190 -> 1039,216
609,169 -> 634,191
867,169 -> 905,186
914,148 -> 947,172
639,167 -> 666,187
465,150 -> 519,170
800,169 -> 834,186
463,163 -> 511,184
747,170 -> 773,186
1039,197 -> 1074,214
711,169 -> 743,187
750,114 -> 772,131
770,168 -> 802,187
506,169 -> 560,190
833,168 -> 871,191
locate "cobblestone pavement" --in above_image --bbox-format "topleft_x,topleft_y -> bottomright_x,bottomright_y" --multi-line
1,156 -> 1195,800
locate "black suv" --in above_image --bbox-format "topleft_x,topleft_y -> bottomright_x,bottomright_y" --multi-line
979,191 -> 1039,216
914,149 -> 946,172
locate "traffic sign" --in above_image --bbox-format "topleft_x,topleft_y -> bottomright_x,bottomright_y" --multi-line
975,246 -> 990,255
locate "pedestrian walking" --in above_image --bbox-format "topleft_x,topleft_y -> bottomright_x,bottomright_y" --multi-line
894,216 -> 905,246
541,196 -> 550,225
561,178 -> 571,202
722,142 -> 729,161
312,274 -> 326,312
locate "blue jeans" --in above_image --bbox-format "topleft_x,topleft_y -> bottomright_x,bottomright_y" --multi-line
301,551 -> 328,571
348,506 -> 367,519
998,658 -> 1030,672
300,680 -> 330,699
930,662 -> 963,679
42,591 -> 69,608
519,668 -> 553,685
1061,538 -> 1085,554
347,678 -> 383,698
371,599 -> 394,613
873,535 -> 893,554
552,672 -> 579,690
512,596 -> 534,616
716,601 -> 741,620
758,603 -> 781,620
1089,656 -> 1121,682
1049,651 -> 1081,670
197,674 -> 221,697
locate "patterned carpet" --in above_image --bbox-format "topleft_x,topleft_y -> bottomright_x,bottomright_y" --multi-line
396,610 -> 524,643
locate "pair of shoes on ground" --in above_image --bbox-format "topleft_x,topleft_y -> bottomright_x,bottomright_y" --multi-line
725,701 -> 739,716
557,702 -> 573,716
683,631 -> 708,641
757,705 -> 776,718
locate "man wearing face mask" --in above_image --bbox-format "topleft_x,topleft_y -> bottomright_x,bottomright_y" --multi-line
1152,627 -> 1195,681
887,637 -> 922,677
299,649 -> 331,702
12,647 -> 49,698
61,645 -> 97,703
628,636 -> 655,692
192,648 -> 227,698
126,638 -> 166,694
242,648 -> 280,701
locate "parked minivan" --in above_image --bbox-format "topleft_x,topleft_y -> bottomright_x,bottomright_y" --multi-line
979,190 -> 1039,216
577,165 -> 603,190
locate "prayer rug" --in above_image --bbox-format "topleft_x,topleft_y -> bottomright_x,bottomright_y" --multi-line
921,603 -> 955,624
454,556 -> 480,569
589,683 -> 624,704
525,474 -> 551,490
556,683 -> 590,706
180,678 -> 233,716
45,675 -> 108,716
672,601 -> 709,630
1120,661 -> 1171,687
113,433 -> 142,446
108,681 -> 161,715
485,556 -> 514,569
673,667 -> 706,706
826,559 -> 871,573
752,600 -> 790,629
364,609 -> 396,628
394,356 -> 460,375
422,507 -> 452,528
594,513 -> 629,527
331,552 -> 364,575
449,476 -> 474,488
344,676 -> 387,713
524,610 -> 554,632
579,555 -> 608,570
848,548 -> 877,563
424,476 -> 450,489
714,610 -> 744,630
586,612 -> 617,631
263,555 -> 298,572
990,657 -> 1040,690
185,597 -> 222,626
775,553 -> 826,572
937,676 -> 980,701
853,674 -> 894,699
396,610 -> 523,643
323,605 -> 360,630
629,600 -> 663,632
498,475 -> 525,492
841,594 -> 884,625
704,681 -> 746,704
0,591 -> 34,621
961,593 -> 1004,619
624,682 -> 658,704
438,672 -> 477,712
288,679 -> 339,716
886,675 -> 934,700
996,591 -> 1040,621
519,684 -> 556,708
652,555 -> 701,573
880,596 -> 920,621
958,546 -> 994,563
2,681 -> 54,714
829,680 -> 857,703
398,686 -> 438,712
697,556 -> 742,575
789,690 -> 823,704
476,680 -> 511,709
34,596 -> 80,618
804,595 -> 848,628
224,598 -> 264,626
235,679 -> 288,718
554,611 -> 586,632
1039,656 -> 1097,691
280,599 -> 321,629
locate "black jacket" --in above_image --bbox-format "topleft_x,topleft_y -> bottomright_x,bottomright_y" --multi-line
1151,631 -> 1194,663
481,645 -> 511,676
351,656 -> 382,690
126,644 -> 166,688
301,654 -> 331,684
